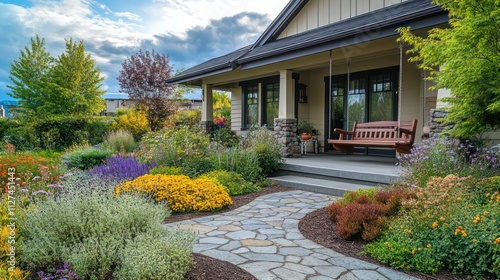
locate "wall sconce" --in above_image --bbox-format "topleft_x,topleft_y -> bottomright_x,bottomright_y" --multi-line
298,83 -> 308,103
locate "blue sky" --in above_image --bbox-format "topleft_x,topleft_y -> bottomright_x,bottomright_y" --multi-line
0,0 -> 289,101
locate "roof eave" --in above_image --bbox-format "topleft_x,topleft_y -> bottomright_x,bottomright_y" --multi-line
167,66 -> 234,85
240,11 -> 449,70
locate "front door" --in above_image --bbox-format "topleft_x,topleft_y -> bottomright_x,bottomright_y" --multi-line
325,66 -> 399,155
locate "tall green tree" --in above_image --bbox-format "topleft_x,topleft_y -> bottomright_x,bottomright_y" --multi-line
398,0 -> 500,138
8,35 -> 54,116
8,37 -> 105,117
46,38 -> 106,116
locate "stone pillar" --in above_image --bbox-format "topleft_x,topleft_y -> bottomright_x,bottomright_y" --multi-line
429,109 -> 453,139
200,84 -> 214,133
274,118 -> 300,157
0,105 -> 4,118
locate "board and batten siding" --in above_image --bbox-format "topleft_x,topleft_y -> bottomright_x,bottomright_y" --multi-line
279,0 -> 409,39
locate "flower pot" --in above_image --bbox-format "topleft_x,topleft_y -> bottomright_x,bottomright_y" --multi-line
301,133 -> 312,140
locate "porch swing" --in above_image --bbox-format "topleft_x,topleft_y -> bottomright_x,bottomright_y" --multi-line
327,43 -> 418,154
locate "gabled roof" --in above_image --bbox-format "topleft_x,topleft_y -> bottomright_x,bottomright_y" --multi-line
168,0 -> 447,85
168,45 -> 252,84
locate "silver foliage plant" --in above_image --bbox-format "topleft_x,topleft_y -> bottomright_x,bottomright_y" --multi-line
20,171 -> 196,279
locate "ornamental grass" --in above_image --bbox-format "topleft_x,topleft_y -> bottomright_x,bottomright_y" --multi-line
115,174 -> 233,213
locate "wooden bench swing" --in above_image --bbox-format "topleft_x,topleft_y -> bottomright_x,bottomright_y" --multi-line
328,119 -> 418,154
326,44 -> 419,155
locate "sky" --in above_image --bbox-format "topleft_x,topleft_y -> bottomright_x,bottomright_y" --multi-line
0,0 -> 289,101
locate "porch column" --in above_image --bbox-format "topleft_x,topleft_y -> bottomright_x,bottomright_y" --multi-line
200,84 -> 214,133
279,70 -> 295,118
275,70 -> 300,157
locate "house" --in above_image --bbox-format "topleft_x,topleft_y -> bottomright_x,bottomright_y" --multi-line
167,0 -> 452,157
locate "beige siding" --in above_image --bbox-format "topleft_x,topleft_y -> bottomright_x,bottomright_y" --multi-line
279,0 -> 408,39
231,87 -> 243,134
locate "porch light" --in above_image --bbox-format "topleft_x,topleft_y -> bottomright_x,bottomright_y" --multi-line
298,83 -> 308,103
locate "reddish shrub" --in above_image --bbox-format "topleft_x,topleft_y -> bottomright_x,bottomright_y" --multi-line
374,188 -> 410,215
327,203 -> 342,221
354,195 -> 371,204
336,202 -> 387,240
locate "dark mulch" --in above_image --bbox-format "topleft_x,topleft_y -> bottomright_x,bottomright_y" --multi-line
172,186 -> 468,280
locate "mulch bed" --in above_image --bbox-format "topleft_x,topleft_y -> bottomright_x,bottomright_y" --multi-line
170,186 -> 468,280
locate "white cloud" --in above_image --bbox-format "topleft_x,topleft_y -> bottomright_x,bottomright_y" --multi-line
0,0 -> 289,97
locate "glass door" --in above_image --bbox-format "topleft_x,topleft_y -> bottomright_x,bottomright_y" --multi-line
325,67 -> 398,154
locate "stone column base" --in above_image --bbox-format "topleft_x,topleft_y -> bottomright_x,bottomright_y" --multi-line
274,118 -> 300,157
199,121 -> 213,134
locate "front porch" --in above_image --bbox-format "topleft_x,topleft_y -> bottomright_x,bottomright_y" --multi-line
268,153 -> 401,196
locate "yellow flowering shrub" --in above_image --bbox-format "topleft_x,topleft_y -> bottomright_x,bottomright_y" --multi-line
111,108 -> 149,141
115,174 -> 232,212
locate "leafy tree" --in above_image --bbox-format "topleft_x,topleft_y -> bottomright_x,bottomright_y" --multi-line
8,35 -> 54,116
47,38 -> 106,116
117,49 -> 176,131
213,91 -> 231,123
398,0 -> 500,138
8,36 -> 105,117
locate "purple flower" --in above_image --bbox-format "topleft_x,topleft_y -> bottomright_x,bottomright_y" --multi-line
32,190 -> 49,196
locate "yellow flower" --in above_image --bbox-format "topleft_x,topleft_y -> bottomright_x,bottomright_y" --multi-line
472,239 -> 477,243
432,221 -> 439,228
426,243 -> 431,248
411,249 -> 415,255
439,217 -> 445,221
494,238 -> 500,245
457,197 -> 462,201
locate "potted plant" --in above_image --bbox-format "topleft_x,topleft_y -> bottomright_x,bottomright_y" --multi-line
297,120 -> 316,140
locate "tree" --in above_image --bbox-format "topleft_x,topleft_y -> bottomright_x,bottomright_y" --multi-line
213,91 -> 231,122
398,0 -> 500,139
8,36 -> 105,117
8,35 -> 54,116
47,38 -> 106,116
117,49 -> 176,131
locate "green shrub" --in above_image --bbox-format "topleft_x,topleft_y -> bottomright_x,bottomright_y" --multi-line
20,172 -> 195,280
198,170 -> 260,196
181,157 -> 215,178
242,126 -> 284,178
364,175 -> 500,279
137,126 -> 210,167
150,166 -> 183,175
2,125 -> 37,151
102,129 -> 136,153
116,231 -> 195,280
32,116 -> 112,150
208,146 -> 262,183
62,147 -> 113,170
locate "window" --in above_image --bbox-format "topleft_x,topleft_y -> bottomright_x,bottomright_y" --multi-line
263,82 -> 279,127
243,85 -> 258,129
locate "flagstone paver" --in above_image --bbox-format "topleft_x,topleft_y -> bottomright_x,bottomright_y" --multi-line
164,190 -> 420,280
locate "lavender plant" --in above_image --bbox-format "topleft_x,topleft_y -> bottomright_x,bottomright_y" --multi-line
89,154 -> 157,180
399,138 -> 499,185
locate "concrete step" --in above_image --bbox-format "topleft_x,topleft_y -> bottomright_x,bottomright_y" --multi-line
278,163 -> 398,185
268,175 -> 377,196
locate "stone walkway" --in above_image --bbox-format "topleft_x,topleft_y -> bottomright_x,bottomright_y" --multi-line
164,190 -> 419,280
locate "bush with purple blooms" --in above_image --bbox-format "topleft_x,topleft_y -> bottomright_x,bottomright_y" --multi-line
399,138 -> 499,186
89,154 -> 157,180
37,263 -> 78,280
